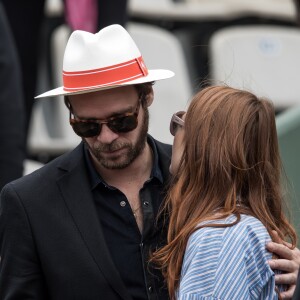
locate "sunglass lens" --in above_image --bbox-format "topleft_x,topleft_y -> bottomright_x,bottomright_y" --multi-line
171,122 -> 178,136
170,117 -> 179,136
108,115 -> 138,133
71,114 -> 138,137
72,122 -> 100,138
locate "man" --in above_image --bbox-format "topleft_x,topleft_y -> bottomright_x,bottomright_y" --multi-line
0,24 -> 299,300
293,270 -> 300,300
2,0 -> 45,137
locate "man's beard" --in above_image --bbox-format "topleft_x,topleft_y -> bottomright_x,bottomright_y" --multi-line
86,107 -> 149,169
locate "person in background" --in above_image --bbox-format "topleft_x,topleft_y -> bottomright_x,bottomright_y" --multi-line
0,25 -> 299,299
153,86 -> 298,299
292,271 -> 300,300
65,0 -> 128,33
295,0 -> 300,25
97,0 -> 128,29
0,3 -> 25,190
1,0 -> 46,137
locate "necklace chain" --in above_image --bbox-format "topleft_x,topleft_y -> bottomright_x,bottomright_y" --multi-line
132,205 -> 141,218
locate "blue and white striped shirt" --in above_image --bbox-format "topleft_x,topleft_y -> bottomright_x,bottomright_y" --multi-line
177,214 -> 281,299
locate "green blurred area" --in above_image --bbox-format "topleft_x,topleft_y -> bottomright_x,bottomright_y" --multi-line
277,105 -> 300,246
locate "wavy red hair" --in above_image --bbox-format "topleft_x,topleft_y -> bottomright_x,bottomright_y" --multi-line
152,86 -> 297,299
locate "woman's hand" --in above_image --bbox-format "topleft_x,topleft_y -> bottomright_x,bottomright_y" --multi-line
267,231 -> 300,299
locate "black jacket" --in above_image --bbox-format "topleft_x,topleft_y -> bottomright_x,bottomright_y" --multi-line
0,140 -> 171,300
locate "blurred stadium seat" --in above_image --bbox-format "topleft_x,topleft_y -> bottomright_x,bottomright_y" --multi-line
24,159 -> 44,175
209,25 -> 300,110
27,24 -> 81,159
127,22 -> 193,144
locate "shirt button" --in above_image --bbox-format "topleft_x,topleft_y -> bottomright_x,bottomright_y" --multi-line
148,286 -> 153,293
120,201 -> 126,207
143,201 -> 149,206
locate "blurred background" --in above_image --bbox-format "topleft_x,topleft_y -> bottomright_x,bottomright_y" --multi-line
1,0 -> 300,241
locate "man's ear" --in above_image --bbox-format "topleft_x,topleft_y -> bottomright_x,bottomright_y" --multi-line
145,87 -> 154,107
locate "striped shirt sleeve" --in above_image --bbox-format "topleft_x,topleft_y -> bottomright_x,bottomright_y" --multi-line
177,214 -> 279,300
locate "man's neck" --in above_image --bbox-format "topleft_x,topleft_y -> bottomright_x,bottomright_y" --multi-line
91,141 -> 153,234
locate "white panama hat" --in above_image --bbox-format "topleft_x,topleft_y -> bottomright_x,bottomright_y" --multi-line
36,24 -> 174,98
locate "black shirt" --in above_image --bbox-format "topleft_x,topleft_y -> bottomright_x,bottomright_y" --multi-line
84,136 -> 170,300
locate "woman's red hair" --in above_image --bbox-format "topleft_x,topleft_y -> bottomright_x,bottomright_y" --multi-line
152,86 -> 297,299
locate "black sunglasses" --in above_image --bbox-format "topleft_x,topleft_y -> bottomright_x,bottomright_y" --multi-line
170,111 -> 185,136
70,100 -> 141,138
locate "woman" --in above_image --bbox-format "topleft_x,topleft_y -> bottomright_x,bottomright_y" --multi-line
152,86 -> 297,299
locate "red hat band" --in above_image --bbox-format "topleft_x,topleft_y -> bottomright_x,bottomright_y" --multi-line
63,56 -> 149,91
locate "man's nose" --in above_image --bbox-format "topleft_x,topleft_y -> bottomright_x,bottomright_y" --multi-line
96,123 -> 119,144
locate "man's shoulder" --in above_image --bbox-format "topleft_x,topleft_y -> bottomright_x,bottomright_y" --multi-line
152,137 -> 172,157
3,144 -> 84,194
150,137 -> 172,180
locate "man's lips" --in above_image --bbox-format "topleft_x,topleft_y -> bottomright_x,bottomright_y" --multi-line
101,147 -> 127,156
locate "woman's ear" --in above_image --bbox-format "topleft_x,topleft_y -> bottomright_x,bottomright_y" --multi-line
145,87 -> 154,107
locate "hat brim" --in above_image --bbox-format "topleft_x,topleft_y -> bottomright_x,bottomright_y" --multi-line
35,69 -> 174,99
